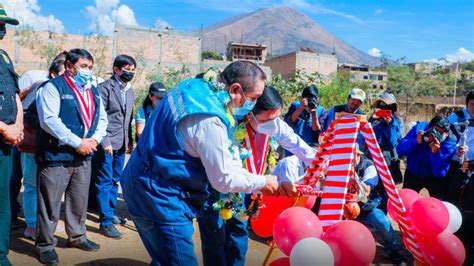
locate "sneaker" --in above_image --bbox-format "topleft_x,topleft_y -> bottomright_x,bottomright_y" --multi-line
24,227 -> 37,241
67,239 -> 100,252
38,249 -> 59,265
113,215 -> 127,225
99,224 -> 123,239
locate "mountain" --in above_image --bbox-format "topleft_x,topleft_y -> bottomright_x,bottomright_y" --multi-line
202,6 -> 380,66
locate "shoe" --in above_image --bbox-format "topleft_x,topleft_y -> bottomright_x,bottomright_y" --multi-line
113,215 -> 127,225
99,224 -> 123,239
67,239 -> 100,252
24,227 -> 37,241
38,249 -> 59,265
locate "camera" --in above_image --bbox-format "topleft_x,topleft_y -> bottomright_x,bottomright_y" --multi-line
308,97 -> 318,110
422,128 -> 443,145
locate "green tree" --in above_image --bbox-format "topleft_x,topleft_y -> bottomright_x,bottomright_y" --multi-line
202,51 -> 224,61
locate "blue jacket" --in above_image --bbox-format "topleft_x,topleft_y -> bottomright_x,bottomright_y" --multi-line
284,101 -> 328,144
36,76 -> 100,166
397,122 -> 457,179
120,79 -> 231,225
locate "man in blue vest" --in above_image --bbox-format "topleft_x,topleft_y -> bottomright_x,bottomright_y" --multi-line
0,6 -> 24,266
121,61 -> 295,265
35,49 -> 108,264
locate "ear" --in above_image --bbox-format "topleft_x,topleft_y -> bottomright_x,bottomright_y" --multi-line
65,61 -> 75,73
229,83 -> 242,95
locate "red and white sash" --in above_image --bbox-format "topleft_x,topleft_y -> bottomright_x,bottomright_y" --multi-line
243,122 -> 270,175
63,75 -> 95,130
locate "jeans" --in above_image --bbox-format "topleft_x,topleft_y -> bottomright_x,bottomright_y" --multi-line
197,205 -> 249,266
93,148 -> 125,226
131,215 -> 198,266
20,153 -> 37,228
357,207 -> 398,252
0,151 -> 12,265
9,147 -> 21,222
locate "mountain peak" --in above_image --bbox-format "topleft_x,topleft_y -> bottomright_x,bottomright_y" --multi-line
203,6 -> 379,66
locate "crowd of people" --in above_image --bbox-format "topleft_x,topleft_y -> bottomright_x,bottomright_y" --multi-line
0,7 -> 473,266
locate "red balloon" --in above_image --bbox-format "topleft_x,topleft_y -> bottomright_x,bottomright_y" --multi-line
273,207 -> 323,256
387,200 -> 398,223
423,231 -> 466,266
322,220 -> 376,266
304,196 -> 316,209
409,197 -> 449,238
397,188 -> 421,212
269,257 -> 290,266
250,196 -> 293,237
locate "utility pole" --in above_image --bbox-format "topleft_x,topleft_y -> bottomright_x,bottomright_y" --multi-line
454,61 -> 459,105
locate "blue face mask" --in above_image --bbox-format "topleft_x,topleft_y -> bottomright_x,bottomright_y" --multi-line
232,88 -> 257,120
74,68 -> 92,85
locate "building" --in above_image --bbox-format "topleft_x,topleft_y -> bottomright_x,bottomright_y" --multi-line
407,62 -> 436,74
226,42 -> 267,63
265,49 -> 338,78
338,63 -> 388,90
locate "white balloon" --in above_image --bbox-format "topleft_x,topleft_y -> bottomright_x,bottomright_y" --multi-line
442,201 -> 463,233
290,237 -> 334,266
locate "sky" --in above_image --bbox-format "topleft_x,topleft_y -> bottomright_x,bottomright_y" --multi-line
2,0 -> 474,63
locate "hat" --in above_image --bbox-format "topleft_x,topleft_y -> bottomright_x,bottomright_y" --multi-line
374,92 -> 397,108
149,82 -> 167,98
0,5 -> 19,25
349,88 -> 366,102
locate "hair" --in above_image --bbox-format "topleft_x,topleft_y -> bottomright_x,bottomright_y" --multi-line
252,86 -> 283,115
428,115 -> 450,132
467,91 -> 474,106
53,51 -> 67,62
65,48 -> 94,65
220,61 -> 266,92
113,54 -> 136,70
48,59 -> 65,79
302,85 -> 319,99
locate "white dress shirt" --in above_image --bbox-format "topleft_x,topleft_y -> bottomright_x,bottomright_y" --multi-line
177,114 -> 266,194
273,155 -> 306,183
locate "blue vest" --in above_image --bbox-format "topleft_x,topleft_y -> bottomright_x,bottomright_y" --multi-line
36,76 -> 101,166
121,79 -> 231,224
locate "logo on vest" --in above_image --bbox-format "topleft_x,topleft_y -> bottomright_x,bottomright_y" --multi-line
1,52 -> 10,64
61,94 -> 75,100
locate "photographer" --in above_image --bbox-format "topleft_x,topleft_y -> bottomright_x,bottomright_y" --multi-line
369,93 -> 403,185
284,85 -> 328,146
397,115 -> 457,199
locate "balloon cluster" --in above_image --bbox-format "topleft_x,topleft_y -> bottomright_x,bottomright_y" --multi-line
264,206 -> 376,266
387,188 -> 465,266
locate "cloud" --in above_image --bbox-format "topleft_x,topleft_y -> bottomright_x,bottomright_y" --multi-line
154,18 -> 172,30
375,9 -> 383,15
368,48 -> 382,57
84,0 -> 138,35
1,0 -> 64,32
425,47 -> 474,64
283,0 -> 364,24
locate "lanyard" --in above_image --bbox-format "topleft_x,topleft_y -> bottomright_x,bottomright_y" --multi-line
63,75 -> 95,130
243,122 -> 270,175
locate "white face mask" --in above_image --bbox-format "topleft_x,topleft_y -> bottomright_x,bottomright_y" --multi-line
252,113 -> 278,136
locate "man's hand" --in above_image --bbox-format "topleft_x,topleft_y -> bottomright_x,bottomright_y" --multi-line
103,145 -> 113,156
417,130 -> 424,144
0,122 -> 24,146
276,181 -> 298,197
299,98 -> 308,110
126,144 -> 134,154
260,175 -> 279,196
429,137 -> 441,154
76,139 -> 97,156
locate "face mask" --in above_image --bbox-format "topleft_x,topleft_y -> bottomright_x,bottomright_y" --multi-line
0,25 -> 6,40
120,70 -> 134,83
74,67 -> 92,85
439,134 -> 447,143
232,88 -> 256,119
252,113 -> 278,136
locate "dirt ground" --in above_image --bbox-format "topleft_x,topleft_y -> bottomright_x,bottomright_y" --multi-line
8,190 -> 415,266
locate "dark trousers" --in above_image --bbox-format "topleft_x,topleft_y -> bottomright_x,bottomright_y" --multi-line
197,207 -> 249,266
403,171 -> 448,200
92,148 -> 125,226
446,161 -> 463,204
9,147 -> 22,221
36,160 -> 91,252
0,151 -> 12,265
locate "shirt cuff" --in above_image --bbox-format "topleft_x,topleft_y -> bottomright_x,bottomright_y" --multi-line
70,135 -> 83,149
250,173 -> 267,192
91,135 -> 103,146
